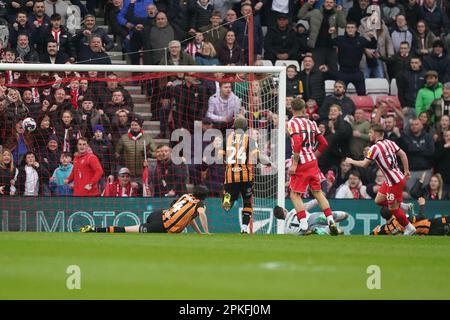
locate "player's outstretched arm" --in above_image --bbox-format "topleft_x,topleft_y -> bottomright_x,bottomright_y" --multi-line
344,157 -> 371,168
396,149 -> 410,180
190,219 -> 203,234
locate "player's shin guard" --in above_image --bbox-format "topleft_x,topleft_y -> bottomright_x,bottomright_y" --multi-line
95,226 -> 126,233
390,208 -> 409,227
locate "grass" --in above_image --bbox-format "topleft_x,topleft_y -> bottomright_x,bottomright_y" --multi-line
0,233 -> 450,299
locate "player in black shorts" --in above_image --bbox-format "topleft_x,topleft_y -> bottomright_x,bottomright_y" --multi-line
372,197 -> 450,236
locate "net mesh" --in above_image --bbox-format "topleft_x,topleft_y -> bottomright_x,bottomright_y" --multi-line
0,68 -> 281,234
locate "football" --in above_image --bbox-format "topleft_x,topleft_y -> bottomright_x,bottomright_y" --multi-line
22,117 -> 36,132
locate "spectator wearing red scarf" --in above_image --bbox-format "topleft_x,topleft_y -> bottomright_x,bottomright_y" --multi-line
335,170 -> 371,199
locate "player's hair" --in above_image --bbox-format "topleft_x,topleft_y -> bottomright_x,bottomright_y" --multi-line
193,185 -> 208,200
291,97 -> 306,111
233,117 -> 248,130
273,206 -> 285,220
370,124 -> 385,136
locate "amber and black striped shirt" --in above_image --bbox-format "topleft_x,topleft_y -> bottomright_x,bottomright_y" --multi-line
221,132 -> 259,184
162,194 -> 205,233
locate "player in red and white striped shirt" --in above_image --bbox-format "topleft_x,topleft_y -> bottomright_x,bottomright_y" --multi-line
345,124 -> 416,235
288,98 -> 338,235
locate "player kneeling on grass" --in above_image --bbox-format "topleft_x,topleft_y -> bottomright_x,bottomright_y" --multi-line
372,197 -> 450,236
345,124 -> 416,235
80,185 -> 210,234
274,199 -> 349,235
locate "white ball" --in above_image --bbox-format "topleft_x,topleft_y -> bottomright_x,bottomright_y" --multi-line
22,117 -> 37,132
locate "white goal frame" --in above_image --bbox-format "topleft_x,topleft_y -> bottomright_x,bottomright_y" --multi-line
0,63 -> 286,233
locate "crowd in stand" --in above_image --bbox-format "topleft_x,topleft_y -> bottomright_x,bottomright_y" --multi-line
0,0 -> 449,200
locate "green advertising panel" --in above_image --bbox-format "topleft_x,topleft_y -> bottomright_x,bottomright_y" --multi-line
1,197 -> 449,234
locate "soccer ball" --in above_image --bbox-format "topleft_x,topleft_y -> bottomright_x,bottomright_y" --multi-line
22,117 -> 37,132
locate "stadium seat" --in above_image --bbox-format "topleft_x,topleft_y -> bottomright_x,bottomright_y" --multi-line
325,80 -> 335,95
390,78 -> 398,96
275,60 -> 300,72
346,83 -> 357,96
365,78 -> 389,95
260,60 -> 273,67
349,96 -> 374,112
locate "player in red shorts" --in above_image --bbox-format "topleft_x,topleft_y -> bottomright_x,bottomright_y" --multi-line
288,98 -> 338,235
345,124 -> 416,235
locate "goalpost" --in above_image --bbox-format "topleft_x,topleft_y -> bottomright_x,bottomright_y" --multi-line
0,63 -> 286,234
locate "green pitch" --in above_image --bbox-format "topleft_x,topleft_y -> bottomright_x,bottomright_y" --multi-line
1,233 -> 450,299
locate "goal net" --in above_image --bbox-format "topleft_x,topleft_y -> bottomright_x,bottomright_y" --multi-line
0,64 -> 286,234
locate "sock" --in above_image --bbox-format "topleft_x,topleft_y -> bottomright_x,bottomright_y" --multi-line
404,223 -> 416,233
296,210 -> 306,221
323,208 -> 334,224
96,226 -> 126,233
242,207 -> 253,226
390,208 -> 409,227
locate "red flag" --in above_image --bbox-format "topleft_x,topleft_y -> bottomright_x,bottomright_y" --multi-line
142,166 -> 151,197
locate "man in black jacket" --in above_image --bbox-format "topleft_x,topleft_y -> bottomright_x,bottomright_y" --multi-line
334,21 -> 377,95
38,13 -> 76,61
263,13 -> 299,64
15,33 -> 39,62
77,36 -> 112,64
319,80 -> 355,121
423,40 -> 450,84
298,55 -> 332,107
398,118 -> 435,191
319,104 -> 353,172
397,56 -> 426,109
39,39 -> 69,64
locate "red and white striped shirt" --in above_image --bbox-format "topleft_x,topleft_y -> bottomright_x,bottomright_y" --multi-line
287,116 -> 320,165
366,139 -> 405,186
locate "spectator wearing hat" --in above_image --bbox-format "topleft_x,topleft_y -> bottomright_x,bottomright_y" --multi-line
103,167 -> 139,197
297,0 -> 346,76
77,95 -> 111,139
423,40 -> 450,84
263,13 -> 299,64
295,19 -> 309,61
90,124 -> 115,188
37,134 -> 60,195
430,82 -> 450,123
38,13 -> 76,61
115,114 -> 156,178
72,14 -> 114,59
39,39 -> 69,64
415,70 -> 443,118
64,137 -> 104,196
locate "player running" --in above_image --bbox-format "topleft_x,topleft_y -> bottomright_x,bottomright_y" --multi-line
80,185 -> 209,234
274,199 -> 349,235
219,117 -> 272,234
345,124 -> 416,235
372,197 -> 450,236
288,98 -> 338,235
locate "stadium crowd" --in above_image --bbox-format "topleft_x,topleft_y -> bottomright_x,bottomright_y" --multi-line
0,0 -> 449,200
